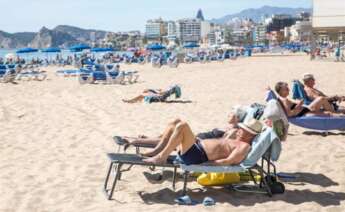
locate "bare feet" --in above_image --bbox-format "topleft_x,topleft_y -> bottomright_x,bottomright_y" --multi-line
143,155 -> 167,165
122,99 -> 131,103
141,149 -> 160,157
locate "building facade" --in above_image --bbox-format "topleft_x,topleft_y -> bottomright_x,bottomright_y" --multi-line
312,0 -> 345,44
145,18 -> 167,39
252,25 -> 268,45
289,21 -> 312,42
176,19 -> 201,43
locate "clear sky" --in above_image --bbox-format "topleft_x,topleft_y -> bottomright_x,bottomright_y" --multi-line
1,0 -> 311,33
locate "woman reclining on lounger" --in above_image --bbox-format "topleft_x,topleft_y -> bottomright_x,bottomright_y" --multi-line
122,85 -> 181,103
274,82 -> 341,117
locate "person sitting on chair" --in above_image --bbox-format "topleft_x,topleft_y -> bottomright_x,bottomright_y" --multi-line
302,73 -> 345,108
143,118 -> 263,165
274,82 -> 337,117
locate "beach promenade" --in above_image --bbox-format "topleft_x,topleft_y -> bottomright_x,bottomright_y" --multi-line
1,55 -> 345,211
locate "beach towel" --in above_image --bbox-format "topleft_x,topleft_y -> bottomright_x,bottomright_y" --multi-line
291,80 -> 312,105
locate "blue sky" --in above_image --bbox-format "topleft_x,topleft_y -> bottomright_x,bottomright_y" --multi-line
1,0 -> 311,33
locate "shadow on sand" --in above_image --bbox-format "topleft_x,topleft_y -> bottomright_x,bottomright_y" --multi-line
163,100 -> 193,104
137,172 -> 344,206
302,131 -> 345,136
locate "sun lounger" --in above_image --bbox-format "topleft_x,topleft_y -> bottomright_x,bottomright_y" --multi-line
16,71 -> 47,81
103,128 -> 283,200
0,65 -> 17,83
103,154 -> 179,200
266,89 -> 345,131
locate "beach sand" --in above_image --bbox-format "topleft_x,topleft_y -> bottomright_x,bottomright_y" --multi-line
1,55 -> 345,212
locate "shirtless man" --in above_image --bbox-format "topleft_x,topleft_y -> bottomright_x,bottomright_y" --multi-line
114,106 -> 248,157
303,73 -> 345,106
143,118 -> 263,166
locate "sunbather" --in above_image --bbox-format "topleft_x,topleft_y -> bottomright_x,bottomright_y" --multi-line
143,118 -> 263,165
122,85 -> 181,103
115,106 -> 248,156
303,73 -> 345,105
274,82 -> 336,117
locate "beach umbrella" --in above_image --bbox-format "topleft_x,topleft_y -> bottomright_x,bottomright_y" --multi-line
90,47 -> 115,52
16,48 -> 39,61
146,43 -> 166,51
16,47 -> 39,54
41,47 -> 61,53
69,44 -> 91,52
183,43 -> 200,49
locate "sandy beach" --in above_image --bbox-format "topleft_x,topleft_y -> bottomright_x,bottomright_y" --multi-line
1,55 -> 345,212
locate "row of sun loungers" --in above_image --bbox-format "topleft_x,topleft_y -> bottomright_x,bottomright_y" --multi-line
0,65 -> 47,83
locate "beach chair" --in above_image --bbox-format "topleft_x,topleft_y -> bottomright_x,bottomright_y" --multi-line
167,56 -> 179,68
266,89 -> 345,132
179,127 -> 283,197
0,65 -> 17,83
291,80 -> 339,110
16,70 -> 47,81
103,128 -> 283,200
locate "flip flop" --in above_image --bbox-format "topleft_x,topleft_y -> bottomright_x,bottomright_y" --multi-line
203,197 -> 215,206
113,136 -> 129,146
174,195 -> 198,205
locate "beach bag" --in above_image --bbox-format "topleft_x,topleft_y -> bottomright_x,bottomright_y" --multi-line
197,173 -> 240,186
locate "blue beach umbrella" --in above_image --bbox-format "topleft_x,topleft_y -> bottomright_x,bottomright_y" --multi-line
183,43 -> 200,49
90,47 -> 115,52
16,47 -> 39,54
41,47 -> 61,53
16,48 -> 39,61
70,44 -> 91,52
146,43 -> 166,51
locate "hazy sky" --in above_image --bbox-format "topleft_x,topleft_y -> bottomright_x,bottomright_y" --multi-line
1,0 -> 311,33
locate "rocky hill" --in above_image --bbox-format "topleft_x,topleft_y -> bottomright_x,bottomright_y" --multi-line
0,31 -> 36,48
0,25 -> 109,48
211,6 -> 312,24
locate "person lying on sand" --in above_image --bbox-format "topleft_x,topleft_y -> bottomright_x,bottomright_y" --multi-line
114,106 -> 248,156
274,82 -> 341,117
303,73 -> 345,107
122,85 -> 181,103
143,118 -> 263,165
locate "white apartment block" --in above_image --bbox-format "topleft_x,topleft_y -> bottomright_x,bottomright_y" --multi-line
176,18 -> 201,43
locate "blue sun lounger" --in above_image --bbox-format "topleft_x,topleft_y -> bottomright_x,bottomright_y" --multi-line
266,89 -> 345,131
103,128 -> 283,200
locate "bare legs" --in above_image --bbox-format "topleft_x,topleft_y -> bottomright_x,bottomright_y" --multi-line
122,89 -> 162,103
143,121 -> 196,164
122,89 -> 167,103
308,97 -> 336,113
122,95 -> 145,103
141,119 -> 182,157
